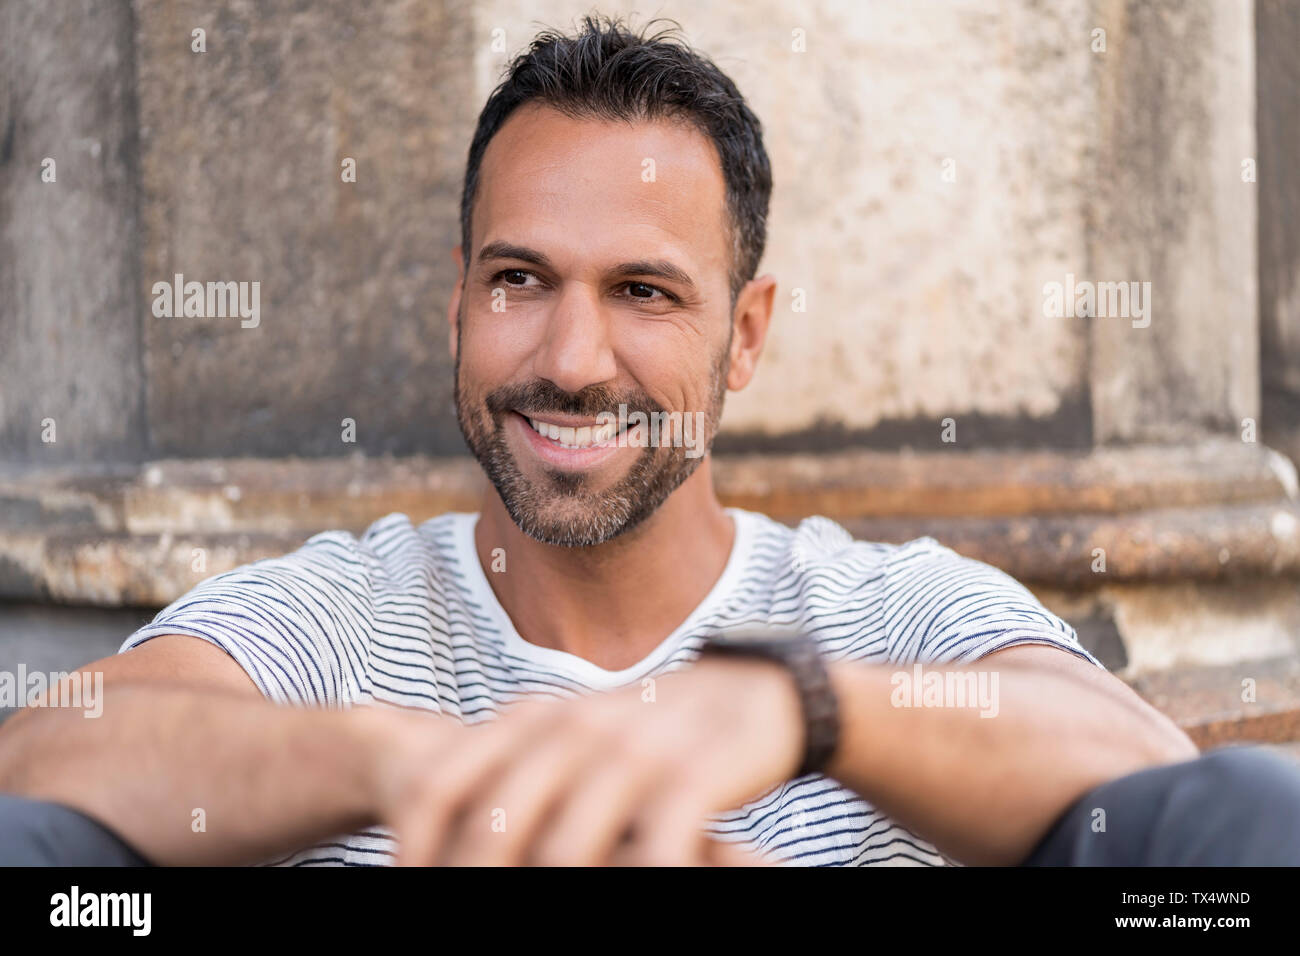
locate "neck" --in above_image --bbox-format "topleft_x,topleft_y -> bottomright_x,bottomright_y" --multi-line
473,461 -> 735,671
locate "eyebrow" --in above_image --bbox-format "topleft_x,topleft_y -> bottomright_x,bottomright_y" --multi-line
477,241 -> 699,295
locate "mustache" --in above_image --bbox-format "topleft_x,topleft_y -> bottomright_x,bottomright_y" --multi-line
484,380 -> 662,420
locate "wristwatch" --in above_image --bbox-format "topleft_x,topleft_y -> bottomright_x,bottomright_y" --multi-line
696,627 -> 840,778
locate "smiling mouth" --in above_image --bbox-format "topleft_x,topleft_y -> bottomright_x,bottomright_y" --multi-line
522,414 -> 622,450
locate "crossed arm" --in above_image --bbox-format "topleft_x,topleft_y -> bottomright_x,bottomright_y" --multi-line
0,634 -> 1197,866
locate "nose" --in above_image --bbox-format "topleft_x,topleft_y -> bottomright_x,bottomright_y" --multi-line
531,283 -> 618,394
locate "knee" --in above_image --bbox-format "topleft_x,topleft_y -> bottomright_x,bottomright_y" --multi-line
1025,745 -> 1300,866
1149,745 -> 1300,865
0,794 -> 149,866
0,794 -> 73,865
1172,745 -> 1300,809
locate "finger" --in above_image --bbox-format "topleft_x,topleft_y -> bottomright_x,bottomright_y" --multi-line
441,727 -> 613,866
600,828 -> 744,867
616,784 -> 713,866
606,833 -> 770,867
393,704 -> 559,865
527,748 -> 670,866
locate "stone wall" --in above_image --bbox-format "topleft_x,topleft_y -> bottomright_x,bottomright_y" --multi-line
0,0 -> 146,464
3,0 -> 1284,462
1258,0 -> 1300,466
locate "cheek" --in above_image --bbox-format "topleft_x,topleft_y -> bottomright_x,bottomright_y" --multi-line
622,358 -> 714,416
460,315 -> 536,383
619,327 -> 726,412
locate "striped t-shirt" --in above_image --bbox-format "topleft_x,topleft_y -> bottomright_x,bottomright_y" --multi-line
119,508 -> 1102,866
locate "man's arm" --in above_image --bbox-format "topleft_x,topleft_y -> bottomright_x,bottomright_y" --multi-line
823,643 -> 1199,865
0,635 -> 446,866
2,635 -> 1195,867
262,644 -> 1193,867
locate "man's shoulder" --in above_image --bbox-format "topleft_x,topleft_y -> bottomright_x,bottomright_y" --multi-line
772,512 -> 1017,593
735,509 -> 901,613
738,511 -> 1095,666
782,516 -> 1037,617
179,512 -> 447,587
115,511 -> 478,702
742,509 -> 934,580
271,510 -> 470,579
120,511 -> 472,646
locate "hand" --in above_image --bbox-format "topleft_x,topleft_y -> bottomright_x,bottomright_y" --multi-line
364,656 -> 805,865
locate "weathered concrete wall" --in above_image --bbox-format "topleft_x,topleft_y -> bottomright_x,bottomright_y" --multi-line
0,0 -> 1274,459
1257,0 -> 1300,466
0,0 -> 146,464
133,0 -> 476,458
1087,0 -> 1258,445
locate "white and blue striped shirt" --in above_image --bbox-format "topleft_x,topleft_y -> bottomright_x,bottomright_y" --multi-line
119,508 -> 1102,866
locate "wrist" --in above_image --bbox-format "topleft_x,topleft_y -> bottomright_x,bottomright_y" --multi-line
349,703 -> 458,825
338,706 -> 387,824
821,661 -> 887,787
761,660 -> 807,780
700,655 -> 805,780
697,629 -> 841,778
347,705 -> 424,823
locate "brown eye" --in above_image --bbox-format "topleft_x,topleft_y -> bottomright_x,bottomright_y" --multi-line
621,281 -> 676,304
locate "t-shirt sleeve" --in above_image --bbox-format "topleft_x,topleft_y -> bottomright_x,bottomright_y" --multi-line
117,531 -> 374,707
883,537 -> 1103,669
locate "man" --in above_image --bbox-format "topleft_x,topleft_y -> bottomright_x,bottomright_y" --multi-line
2,15 -> 1297,868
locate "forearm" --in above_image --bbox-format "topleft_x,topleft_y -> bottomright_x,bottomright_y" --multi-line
824,657 -> 1198,865
0,684 -> 392,865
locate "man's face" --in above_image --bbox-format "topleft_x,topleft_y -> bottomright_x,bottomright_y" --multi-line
453,104 -> 735,547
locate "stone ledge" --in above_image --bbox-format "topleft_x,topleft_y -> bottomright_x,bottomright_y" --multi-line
719,441 -> 1298,519
1,441 -> 1297,607
0,530 -> 307,608
1128,655 -> 1300,749
843,503 -> 1300,586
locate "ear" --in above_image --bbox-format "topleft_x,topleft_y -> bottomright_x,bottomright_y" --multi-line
726,273 -> 777,391
447,244 -> 465,362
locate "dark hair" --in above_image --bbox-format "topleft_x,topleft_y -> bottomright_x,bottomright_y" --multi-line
459,14 -> 772,305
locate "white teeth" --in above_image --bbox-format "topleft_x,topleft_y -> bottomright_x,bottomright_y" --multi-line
527,416 -> 618,449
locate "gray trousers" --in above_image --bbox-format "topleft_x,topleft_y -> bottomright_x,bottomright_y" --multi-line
1022,744 -> 1300,865
0,793 -> 150,865
1,745 -> 1298,865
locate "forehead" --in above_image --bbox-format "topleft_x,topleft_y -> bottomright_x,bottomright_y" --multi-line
472,103 -> 729,276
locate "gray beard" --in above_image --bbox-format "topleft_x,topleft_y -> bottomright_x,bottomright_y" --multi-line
453,360 -> 726,548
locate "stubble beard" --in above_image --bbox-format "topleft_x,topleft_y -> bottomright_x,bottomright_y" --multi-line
454,341 -> 728,548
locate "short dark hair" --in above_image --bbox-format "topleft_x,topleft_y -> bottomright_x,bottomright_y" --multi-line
459,14 -> 772,306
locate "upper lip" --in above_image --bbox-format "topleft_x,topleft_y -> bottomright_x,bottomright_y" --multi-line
515,410 -> 609,428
